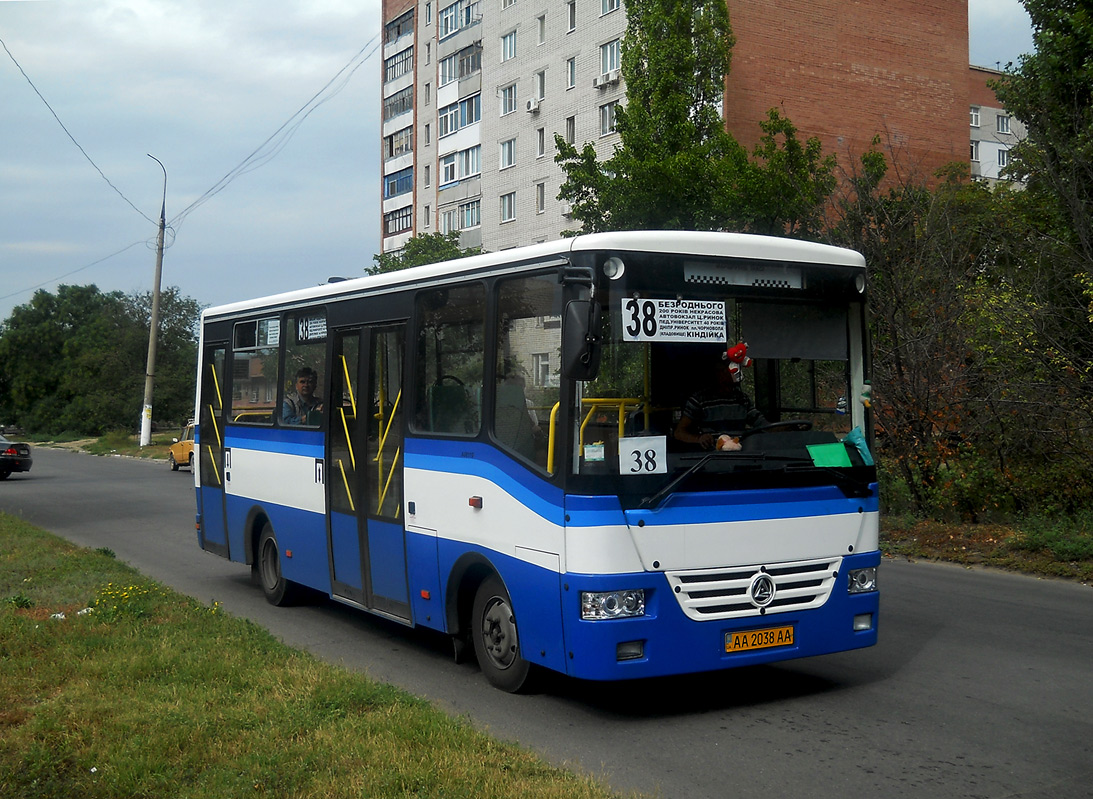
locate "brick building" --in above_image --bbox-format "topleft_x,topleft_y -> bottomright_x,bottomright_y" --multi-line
380,0 -> 972,254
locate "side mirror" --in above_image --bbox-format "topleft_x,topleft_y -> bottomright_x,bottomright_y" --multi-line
562,299 -> 602,381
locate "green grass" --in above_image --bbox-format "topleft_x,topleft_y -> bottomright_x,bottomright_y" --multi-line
0,514 -> 627,799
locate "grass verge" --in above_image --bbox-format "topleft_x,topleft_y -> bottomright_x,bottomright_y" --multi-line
0,514 -> 624,799
881,515 -> 1093,583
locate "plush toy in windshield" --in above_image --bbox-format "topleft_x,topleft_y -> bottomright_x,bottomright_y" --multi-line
724,342 -> 752,383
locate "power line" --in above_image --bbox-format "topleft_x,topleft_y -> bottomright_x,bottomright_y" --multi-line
0,240 -> 148,304
169,32 -> 380,233
0,31 -> 378,309
0,35 -> 158,226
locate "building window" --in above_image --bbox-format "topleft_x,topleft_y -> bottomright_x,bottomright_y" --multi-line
997,115 -> 1011,134
440,145 -> 481,187
537,15 -> 546,44
501,30 -> 516,61
602,0 -> 620,14
535,182 -> 545,213
439,0 -> 479,39
384,206 -> 412,235
500,138 -> 516,169
566,57 -> 576,89
458,44 -> 482,78
425,124 -> 430,144
565,115 -> 575,144
440,53 -> 458,86
534,70 -> 546,100
439,93 -> 481,138
424,164 -> 430,187
567,0 -> 576,32
970,106 -> 980,127
383,87 -> 413,121
426,2 -> 432,25
384,47 -> 414,83
384,126 -> 414,160
424,205 -> 431,228
386,168 -> 415,198
537,127 -> 545,157
443,198 -> 481,234
502,0 -> 516,7
998,148 -> 1009,168
970,140 -> 980,163
385,10 -> 414,45
500,191 -> 516,223
501,84 -> 517,115
600,101 -> 618,135
600,39 -> 620,75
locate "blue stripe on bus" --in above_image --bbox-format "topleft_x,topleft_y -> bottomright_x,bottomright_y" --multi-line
223,425 -> 325,459
404,437 -> 564,517
622,483 -> 880,527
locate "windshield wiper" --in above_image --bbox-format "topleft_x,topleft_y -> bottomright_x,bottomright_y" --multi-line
639,451 -> 771,509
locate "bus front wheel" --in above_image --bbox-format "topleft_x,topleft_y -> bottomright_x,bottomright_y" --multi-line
472,576 -> 532,692
256,522 -> 300,606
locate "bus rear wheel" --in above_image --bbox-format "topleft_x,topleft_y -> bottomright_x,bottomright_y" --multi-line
472,575 -> 533,692
256,522 -> 300,606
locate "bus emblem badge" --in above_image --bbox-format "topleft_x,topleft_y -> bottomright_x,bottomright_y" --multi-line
750,573 -> 776,608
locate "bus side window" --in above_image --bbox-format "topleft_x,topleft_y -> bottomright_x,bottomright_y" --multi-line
413,284 -> 485,435
494,274 -> 562,470
281,312 -> 328,427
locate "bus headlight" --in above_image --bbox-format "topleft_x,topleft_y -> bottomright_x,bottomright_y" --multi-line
581,589 -> 646,620
848,567 -> 878,593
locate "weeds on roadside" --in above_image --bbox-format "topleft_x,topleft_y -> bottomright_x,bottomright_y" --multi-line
1,514 -> 621,799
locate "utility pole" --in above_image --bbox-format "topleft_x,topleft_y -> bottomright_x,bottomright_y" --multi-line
140,154 -> 167,448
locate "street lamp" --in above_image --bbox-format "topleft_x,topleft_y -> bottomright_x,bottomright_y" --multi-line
140,154 -> 167,447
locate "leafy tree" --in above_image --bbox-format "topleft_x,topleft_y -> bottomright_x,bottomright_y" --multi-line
0,285 -> 200,435
554,0 -> 835,236
369,231 -> 482,275
991,0 -> 1093,270
831,141 -> 1093,518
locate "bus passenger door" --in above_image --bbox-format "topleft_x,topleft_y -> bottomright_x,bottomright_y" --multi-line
197,343 -> 230,557
327,326 -> 410,621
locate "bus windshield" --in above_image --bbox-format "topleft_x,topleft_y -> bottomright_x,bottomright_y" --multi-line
567,249 -> 873,504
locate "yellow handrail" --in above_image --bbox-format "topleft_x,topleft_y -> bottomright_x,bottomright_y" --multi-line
579,397 -> 644,448
376,447 -> 402,518
340,355 -> 357,417
339,407 -> 355,470
547,402 -> 560,474
337,458 -> 355,512
204,444 -> 221,486
207,405 -> 222,447
210,363 -> 223,411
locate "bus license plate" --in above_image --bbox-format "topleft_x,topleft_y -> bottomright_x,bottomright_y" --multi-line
725,625 -> 794,653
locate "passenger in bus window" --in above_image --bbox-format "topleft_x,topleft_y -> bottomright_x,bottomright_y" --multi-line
283,367 -> 324,425
674,349 -> 766,450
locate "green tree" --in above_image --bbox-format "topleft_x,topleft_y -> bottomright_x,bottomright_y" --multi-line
369,231 -> 482,275
991,0 -> 1093,270
554,0 -> 835,236
0,285 -> 200,435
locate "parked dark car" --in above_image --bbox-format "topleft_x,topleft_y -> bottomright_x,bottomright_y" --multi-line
0,435 -> 32,479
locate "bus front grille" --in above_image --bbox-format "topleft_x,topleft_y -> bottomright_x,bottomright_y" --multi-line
664,557 -> 842,621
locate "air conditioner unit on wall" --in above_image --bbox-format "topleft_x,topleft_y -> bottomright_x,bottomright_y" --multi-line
593,75 -> 605,89
607,69 -> 621,84
526,98 -> 540,113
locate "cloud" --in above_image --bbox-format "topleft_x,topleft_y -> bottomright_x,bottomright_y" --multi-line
0,0 -> 381,319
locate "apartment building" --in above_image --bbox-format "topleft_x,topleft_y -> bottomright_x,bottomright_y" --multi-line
969,65 -> 1026,185
381,0 -> 971,254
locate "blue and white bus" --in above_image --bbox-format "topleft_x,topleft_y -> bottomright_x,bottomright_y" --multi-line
193,230 -> 878,691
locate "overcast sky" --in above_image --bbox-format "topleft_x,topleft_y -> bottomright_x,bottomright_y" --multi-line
1,0 -> 1034,324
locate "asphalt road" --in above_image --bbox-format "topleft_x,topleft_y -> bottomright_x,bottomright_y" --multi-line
3,447 -> 1092,798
